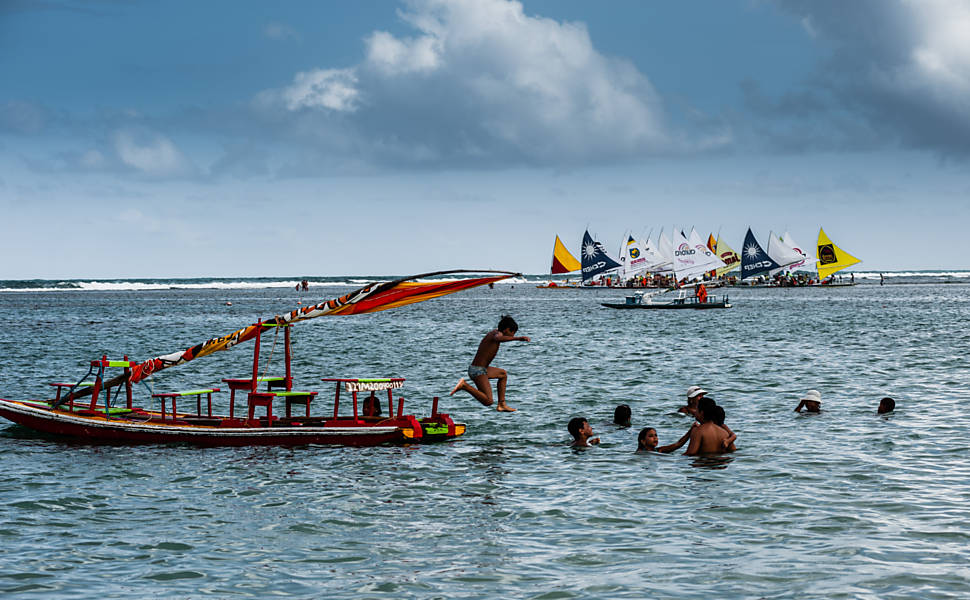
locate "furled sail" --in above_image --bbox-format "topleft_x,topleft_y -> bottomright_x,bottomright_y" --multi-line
550,235 -> 581,274
580,230 -> 622,282
128,270 -> 517,384
740,228 -> 782,280
816,228 -> 861,280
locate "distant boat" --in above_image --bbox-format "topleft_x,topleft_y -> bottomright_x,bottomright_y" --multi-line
602,288 -> 732,310
580,230 -> 623,285
537,235 -> 582,288
816,228 -> 861,280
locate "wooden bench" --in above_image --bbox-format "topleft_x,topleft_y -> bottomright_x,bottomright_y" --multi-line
151,388 -> 221,421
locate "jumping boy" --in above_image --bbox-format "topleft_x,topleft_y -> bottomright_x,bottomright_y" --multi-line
450,315 -> 530,412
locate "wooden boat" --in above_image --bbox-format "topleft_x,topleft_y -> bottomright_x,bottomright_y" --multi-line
601,289 -> 731,310
0,270 -> 514,446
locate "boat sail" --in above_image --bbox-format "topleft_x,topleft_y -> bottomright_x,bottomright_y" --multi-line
580,230 -> 622,284
740,228 -> 783,280
672,229 -> 727,281
816,228 -> 861,280
782,231 -> 816,272
714,236 -> 740,276
550,235 -> 581,274
766,231 -> 805,275
620,235 -> 648,279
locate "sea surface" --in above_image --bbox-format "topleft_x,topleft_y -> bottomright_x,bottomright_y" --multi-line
1,274 -> 969,599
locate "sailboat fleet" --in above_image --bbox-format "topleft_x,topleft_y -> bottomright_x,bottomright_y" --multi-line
546,227 -> 861,288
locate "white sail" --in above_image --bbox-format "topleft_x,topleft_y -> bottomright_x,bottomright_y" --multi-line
641,235 -> 672,272
767,231 -> 804,275
672,228 -> 726,281
658,230 -> 675,268
781,231 -> 816,272
620,235 -> 649,279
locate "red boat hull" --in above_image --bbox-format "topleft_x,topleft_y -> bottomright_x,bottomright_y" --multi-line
0,399 -> 459,447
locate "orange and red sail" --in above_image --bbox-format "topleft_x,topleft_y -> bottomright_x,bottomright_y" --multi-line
129,270 -> 516,384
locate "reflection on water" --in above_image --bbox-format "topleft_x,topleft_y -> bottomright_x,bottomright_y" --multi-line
689,454 -> 735,470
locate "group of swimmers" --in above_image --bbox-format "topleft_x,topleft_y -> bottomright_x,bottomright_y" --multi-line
447,314 -> 896,455
568,386 -> 737,454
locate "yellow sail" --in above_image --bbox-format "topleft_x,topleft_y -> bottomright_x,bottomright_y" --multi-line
816,228 -> 861,280
714,236 -> 741,277
551,235 -> 581,274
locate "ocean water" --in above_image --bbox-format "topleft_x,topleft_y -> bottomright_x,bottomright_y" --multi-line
1,277 -> 969,599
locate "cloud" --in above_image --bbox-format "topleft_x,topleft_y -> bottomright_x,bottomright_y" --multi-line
774,0 -> 970,155
262,0 -> 671,167
113,129 -> 194,176
263,21 -> 301,42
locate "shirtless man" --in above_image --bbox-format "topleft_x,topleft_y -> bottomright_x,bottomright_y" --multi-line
449,315 -> 530,412
684,398 -> 731,456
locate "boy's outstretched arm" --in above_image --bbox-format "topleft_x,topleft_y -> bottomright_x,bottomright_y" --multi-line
496,333 -> 530,343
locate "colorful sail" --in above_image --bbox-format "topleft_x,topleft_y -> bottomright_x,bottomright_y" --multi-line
580,230 -> 622,282
128,270 -> 516,384
714,236 -> 740,276
550,235 -> 581,274
740,228 -> 782,280
816,228 -> 861,280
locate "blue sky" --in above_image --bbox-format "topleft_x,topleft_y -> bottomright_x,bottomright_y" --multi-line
2,0 -> 969,278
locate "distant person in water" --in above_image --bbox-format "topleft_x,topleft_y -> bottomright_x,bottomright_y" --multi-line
613,404 -> 632,427
450,315 -> 530,412
678,386 -> 707,418
794,390 -> 822,413
568,417 -> 600,448
685,397 -> 732,455
637,427 -> 693,454
878,397 -> 895,414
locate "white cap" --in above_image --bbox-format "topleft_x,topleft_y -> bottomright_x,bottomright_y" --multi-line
687,386 -> 707,399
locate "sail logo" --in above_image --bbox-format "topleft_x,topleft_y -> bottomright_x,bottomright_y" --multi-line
674,243 -> 695,256
629,248 -> 640,259
818,244 -> 837,264
721,253 -> 739,265
743,261 -> 772,271
583,261 -> 607,273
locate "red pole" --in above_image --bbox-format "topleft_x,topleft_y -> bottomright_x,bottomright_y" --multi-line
333,382 -> 340,419
89,355 -> 105,411
352,391 -> 358,420
397,397 -> 404,418
387,388 -> 394,419
251,320 -> 262,393
432,396 -> 438,417
284,325 -> 292,391
124,355 -> 133,409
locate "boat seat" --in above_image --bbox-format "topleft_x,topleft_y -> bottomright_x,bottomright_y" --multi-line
152,388 -> 221,420
275,391 -> 318,418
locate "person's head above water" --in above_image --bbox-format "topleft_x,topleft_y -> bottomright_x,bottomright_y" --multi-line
568,417 -> 589,440
878,397 -> 895,414
637,427 -> 658,451
697,396 -> 717,421
711,405 -> 726,426
797,390 -> 822,413
497,314 -> 518,334
613,404 -> 632,427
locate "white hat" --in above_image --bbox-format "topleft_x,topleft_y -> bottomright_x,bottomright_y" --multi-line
687,386 -> 707,399
801,389 -> 822,402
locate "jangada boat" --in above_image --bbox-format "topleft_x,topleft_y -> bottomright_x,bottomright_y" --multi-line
0,270 -> 515,446
601,288 -> 731,310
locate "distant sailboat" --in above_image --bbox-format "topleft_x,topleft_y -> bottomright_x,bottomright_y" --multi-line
672,228 -> 727,281
767,231 -> 805,275
740,228 -> 783,280
581,230 -> 622,284
816,228 -> 861,280
714,236 -> 740,276
550,235 -> 581,274
782,231 -> 816,272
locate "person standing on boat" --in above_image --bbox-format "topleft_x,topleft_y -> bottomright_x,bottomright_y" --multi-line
696,282 -> 708,304
449,315 -> 530,412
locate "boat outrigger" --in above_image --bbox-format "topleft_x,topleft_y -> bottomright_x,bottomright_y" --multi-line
0,270 -> 515,446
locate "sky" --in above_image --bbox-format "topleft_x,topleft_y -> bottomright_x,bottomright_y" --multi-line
2,0 -> 970,278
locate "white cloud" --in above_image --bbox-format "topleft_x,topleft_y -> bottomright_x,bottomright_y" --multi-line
264,21 -> 301,42
280,68 -> 360,112
265,0 -> 669,165
113,129 -> 193,176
